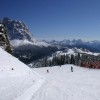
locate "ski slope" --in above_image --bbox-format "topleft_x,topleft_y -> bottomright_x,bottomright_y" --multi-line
1,48 -> 100,100
33,65 -> 100,100
0,48 -> 45,100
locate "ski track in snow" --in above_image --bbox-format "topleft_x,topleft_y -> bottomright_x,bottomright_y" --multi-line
0,72 -> 45,100
15,77 -> 45,100
0,48 -> 45,100
32,65 -> 100,100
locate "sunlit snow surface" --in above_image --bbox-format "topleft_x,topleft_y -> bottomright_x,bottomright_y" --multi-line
33,65 -> 100,100
0,48 -> 100,100
0,48 -> 44,100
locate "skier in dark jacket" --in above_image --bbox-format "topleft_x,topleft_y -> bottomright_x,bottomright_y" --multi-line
47,69 -> 49,73
71,66 -> 73,72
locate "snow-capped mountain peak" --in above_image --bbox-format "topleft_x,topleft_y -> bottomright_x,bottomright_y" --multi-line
1,17 -> 51,48
2,17 -> 33,42
45,39 -> 100,52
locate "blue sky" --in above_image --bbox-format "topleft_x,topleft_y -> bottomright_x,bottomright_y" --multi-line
0,0 -> 100,41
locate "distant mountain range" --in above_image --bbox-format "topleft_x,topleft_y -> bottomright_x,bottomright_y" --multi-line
1,17 -> 100,64
29,47 -> 100,68
0,18 -> 58,63
45,39 -> 100,52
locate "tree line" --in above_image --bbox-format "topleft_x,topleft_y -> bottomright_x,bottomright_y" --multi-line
41,53 -> 100,69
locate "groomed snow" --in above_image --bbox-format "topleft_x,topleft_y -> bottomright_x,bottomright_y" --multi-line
0,48 -> 45,100
0,48 -> 31,75
33,65 -> 100,100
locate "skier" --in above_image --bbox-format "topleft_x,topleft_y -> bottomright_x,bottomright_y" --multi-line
71,66 -> 73,72
47,69 -> 49,73
11,68 -> 14,70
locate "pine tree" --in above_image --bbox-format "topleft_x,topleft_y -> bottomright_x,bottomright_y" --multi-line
70,54 -> 75,64
75,53 -> 81,66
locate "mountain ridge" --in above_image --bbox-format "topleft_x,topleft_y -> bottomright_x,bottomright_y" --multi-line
0,17 -> 58,64
45,39 -> 100,52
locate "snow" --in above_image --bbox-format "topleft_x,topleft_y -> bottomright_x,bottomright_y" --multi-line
0,32 -> 3,35
33,65 -> 100,100
67,49 -> 75,54
0,48 -> 45,100
1,47 -> 100,100
15,79 -> 44,100
0,48 -> 31,75
48,56 -> 53,61
56,48 -> 100,56
76,48 -> 100,56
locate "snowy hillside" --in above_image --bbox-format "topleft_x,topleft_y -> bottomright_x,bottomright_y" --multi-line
0,48 -> 31,75
1,48 -> 100,100
33,65 -> 100,100
28,47 -> 100,68
56,48 -> 100,56
0,48 -> 44,100
47,48 -> 100,62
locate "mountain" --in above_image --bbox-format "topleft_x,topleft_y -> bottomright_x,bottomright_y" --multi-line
45,39 -> 100,52
0,18 -> 58,63
29,47 -> 100,68
2,17 -> 33,41
2,17 -> 49,46
54,47 -> 100,56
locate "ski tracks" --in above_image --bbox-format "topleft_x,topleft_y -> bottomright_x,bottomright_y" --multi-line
15,75 -> 45,100
31,80 -> 69,100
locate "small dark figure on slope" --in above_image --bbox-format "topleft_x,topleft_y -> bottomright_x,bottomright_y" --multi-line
47,69 -> 49,73
71,66 -> 73,72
